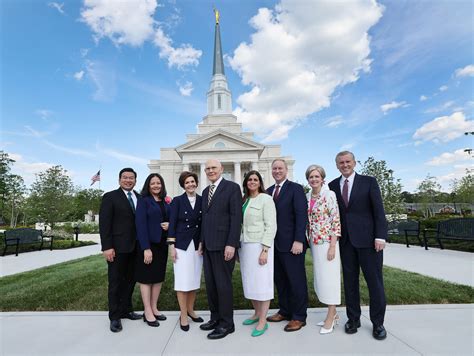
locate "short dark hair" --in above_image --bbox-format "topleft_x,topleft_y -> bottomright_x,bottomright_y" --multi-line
141,173 -> 167,200
119,167 -> 137,179
179,171 -> 199,189
242,170 -> 266,201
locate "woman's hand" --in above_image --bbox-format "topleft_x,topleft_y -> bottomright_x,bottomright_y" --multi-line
161,222 -> 169,231
327,245 -> 336,261
198,242 -> 203,256
144,249 -> 153,264
169,245 -> 177,263
259,250 -> 268,265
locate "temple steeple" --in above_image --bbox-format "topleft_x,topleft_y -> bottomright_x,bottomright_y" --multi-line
207,9 -> 232,115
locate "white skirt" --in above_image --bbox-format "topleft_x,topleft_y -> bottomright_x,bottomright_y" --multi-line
173,241 -> 203,292
310,241 -> 341,305
239,242 -> 274,301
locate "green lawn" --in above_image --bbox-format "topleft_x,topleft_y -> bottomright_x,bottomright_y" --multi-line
1,254 -> 472,312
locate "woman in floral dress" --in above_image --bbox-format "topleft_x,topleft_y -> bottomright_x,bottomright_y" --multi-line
305,164 -> 342,334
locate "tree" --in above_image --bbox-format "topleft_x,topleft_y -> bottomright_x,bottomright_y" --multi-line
416,175 -> 442,217
28,165 -> 74,228
359,157 -> 405,216
451,172 -> 474,213
69,188 -> 104,220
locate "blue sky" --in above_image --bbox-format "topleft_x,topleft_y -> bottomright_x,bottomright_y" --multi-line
1,0 -> 473,193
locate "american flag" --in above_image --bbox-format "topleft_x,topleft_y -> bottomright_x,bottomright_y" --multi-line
90,170 -> 101,186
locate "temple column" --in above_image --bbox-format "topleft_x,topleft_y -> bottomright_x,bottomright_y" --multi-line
251,161 -> 258,171
234,161 -> 241,185
200,163 -> 207,193
183,163 -> 190,171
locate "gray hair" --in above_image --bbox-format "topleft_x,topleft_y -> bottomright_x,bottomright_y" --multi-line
335,151 -> 355,162
305,164 -> 326,180
271,158 -> 288,169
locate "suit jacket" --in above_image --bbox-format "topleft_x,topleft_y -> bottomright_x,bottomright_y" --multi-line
241,193 -> 277,247
168,193 -> 202,250
135,195 -> 171,250
200,178 -> 243,251
99,188 -> 141,254
328,173 -> 387,248
267,180 -> 308,252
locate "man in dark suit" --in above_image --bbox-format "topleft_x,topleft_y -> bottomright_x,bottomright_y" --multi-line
328,151 -> 388,340
99,168 -> 142,332
198,159 -> 242,339
266,159 -> 308,332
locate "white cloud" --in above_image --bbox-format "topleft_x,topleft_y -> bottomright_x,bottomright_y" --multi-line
153,28 -> 202,69
228,0 -> 383,142
455,64 -> 474,78
437,164 -> 474,190
413,111 -> 474,143
85,60 -> 116,102
426,149 -> 472,166
48,2 -> 64,14
439,85 -> 448,92
420,95 -> 428,101
380,100 -> 409,114
80,48 -> 89,58
74,70 -> 85,81
8,152 -> 54,186
35,109 -> 53,121
423,100 -> 455,114
80,0 -> 157,47
324,115 -> 344,128
96,144 -> 148,165
178,81 -> 193,96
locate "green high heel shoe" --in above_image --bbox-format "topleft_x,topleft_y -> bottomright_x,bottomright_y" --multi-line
251,323 -> 268,337
242,317 -> 259,325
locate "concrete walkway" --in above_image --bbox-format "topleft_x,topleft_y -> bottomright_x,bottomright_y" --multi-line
1,305 -> 473,355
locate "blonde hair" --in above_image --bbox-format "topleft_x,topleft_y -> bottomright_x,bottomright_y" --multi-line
305,165 -> 326,180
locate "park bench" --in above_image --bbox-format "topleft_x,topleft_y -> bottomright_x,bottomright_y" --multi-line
387,219 -> 422,247
2,228 -> 54,257
422,218 -> 474,250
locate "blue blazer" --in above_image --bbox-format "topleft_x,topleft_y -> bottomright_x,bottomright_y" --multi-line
168,193 -> 202,251
135,195 -> 171,250
267,180 -> 308,252
328,173 -> 387,248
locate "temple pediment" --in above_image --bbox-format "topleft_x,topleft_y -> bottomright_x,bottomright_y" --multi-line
176,129 -> 264,156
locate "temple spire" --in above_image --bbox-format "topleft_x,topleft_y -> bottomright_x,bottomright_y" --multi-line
212,9 -> 225,76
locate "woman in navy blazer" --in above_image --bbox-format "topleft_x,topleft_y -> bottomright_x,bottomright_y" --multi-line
135,173 -> 170,327
167,171 -> 204,331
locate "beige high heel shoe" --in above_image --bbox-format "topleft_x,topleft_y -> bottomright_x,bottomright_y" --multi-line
319,313 -> 339,335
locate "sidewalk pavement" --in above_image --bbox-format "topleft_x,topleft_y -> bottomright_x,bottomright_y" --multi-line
2,235 -> 473,288
1,305 -> 473,355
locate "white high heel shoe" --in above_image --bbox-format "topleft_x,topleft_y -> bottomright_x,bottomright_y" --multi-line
319,313 -> 339,335
317,313 -> 339,326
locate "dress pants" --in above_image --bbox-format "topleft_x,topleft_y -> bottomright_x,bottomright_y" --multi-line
274,250 -> 308,321
340,240 -> 386,326
107,250 -> 136,320
203,249 -> 235,328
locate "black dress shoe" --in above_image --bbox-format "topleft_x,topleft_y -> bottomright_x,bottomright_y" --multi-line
200,320 -> 219,331
345,320 -> 361,334
207,325 -> 235,340
373,325 -> 387,340
180,320 -> 190,332
154,314 -> 167,321
143,315 -> 160,327
110,319 -> 122,333
188,313 -> 204,323
122,312 -> 142,320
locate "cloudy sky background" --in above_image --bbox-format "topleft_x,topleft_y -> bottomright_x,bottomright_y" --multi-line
2,0 -> 473,193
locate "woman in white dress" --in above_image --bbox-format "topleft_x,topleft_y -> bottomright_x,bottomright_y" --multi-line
167,171 -> 204,331
306,164 -> 342,334
239,170 -> 277,337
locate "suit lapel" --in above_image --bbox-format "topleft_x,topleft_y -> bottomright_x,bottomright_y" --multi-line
118,188 -> 135,214
208,179 -> 225,209
347,173 -> 359,209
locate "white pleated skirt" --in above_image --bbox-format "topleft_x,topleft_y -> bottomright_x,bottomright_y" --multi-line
310,241 -> 341,305
173,241 -> 203,292
239,242 -> 274,301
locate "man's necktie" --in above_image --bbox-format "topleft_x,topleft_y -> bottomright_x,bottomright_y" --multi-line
208,184 -> 215,206
342,179 -> 349,207
273,184 -> 280,201
127,191 -> 136,213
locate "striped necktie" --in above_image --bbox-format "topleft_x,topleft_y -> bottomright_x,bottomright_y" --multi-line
127,191 -> 136,213
208,184 -> 215,206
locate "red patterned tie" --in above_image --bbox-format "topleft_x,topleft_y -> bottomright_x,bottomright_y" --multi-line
273,184 -> 280,201
342,179 -> 349,207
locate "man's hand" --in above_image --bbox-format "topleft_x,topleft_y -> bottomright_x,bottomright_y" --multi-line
103,248 -> 115,262
375,240 -> 386,252
224,246 -> 235,261
290,241 -> 303,255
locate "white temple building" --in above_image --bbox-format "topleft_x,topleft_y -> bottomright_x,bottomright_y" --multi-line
148,14 -> 294,196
